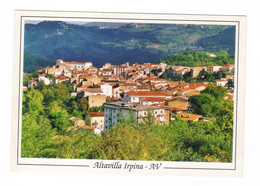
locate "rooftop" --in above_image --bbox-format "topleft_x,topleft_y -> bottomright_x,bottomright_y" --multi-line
126,91 -> 171,97
82,88 -> 103,93
176,112 -> 202,121
104,102 -> 166,111
140,97 -> 167,102
88,112 -> 105,117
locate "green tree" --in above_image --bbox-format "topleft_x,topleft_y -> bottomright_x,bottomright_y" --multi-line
78,98 -> 89,113
99,123 -> 168,160
202,84 -> 226,101
47,101 -> 70,135
188,93 -> 216,117
23,89 -> 45,115
31,71 -> 39,78
46,73 -> 55,79
140,108 -> 155,127
88,105 -> 104,112
36,81 -> 46,91
21,113 -> 58,158
215,99 -> 234,134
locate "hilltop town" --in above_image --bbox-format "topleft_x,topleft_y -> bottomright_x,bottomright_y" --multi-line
24,57 -> 235,135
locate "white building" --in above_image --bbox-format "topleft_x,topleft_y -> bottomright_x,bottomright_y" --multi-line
214,79 -> 227,87
56,59 -> 93,71
139,97 -> 167,106
38,75 -> 52,85
104,102 -> 170,130
207,65 -> 222,73
98,83 -> 113,97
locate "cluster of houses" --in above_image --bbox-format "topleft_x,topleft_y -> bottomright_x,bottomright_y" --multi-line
25,59 -> 235,133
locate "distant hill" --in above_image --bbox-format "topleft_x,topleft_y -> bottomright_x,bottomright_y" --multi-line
24,21 -> 236,69
24,50 -> 56,73
83,22 -> 127,28
196,27 -> 236,54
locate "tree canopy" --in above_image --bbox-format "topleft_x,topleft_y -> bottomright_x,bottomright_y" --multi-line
158,50 -> 234,67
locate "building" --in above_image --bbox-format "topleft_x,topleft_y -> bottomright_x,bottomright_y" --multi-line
104,102 -> 170,130
86,112 -> 105,130
119,82 -> 138,93
112,85 -> 120,99
97,83 -> 113,97
87,95 -> 106,108
38,74 -> 53,85
78,88 -> 105,98
123,91 -> 172,103
139,97 -> 167,106
176,112 -> 202,121
168,96 -> 189,112
214,79 -> 227,87
54,75 -> 70,84
190,67 -> 205,78
56,59 -> 93,70
28,80 -> 38,88
207,65 -> 221,73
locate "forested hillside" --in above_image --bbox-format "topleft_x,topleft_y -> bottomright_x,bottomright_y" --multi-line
158,50 -> 235,66
24,50 -> 56,73
24,21 -> 236,68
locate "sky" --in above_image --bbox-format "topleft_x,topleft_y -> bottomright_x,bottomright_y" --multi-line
24,20 -> 89,25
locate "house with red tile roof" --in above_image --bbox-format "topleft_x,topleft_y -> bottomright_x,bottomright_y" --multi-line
78,88 -> 105,98
86,112 -> 105,131
54,75 -> 70,84
123,90 -> 172,103
188,82 -> 210,91
139,97 -> 167,106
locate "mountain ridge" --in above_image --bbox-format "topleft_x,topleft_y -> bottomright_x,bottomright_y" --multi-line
24,21 -> 236,72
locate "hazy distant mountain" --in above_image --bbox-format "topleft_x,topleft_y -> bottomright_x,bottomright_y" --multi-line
23,50 -> 56,73
196,26 -> 236,53
83,22 -> 127,28
24,21 -> 236,72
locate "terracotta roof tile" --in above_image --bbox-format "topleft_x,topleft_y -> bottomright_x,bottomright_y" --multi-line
88,112 -> 105,117
83,88 -> 103,93
126,91 -> 171,97
140,97 -> 167,101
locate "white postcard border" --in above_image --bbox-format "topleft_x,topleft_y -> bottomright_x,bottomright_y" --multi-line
11,10 -> 247,177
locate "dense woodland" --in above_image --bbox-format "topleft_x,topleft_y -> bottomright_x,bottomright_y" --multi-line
158,50 -> 235,67
21,81 -> 233,162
